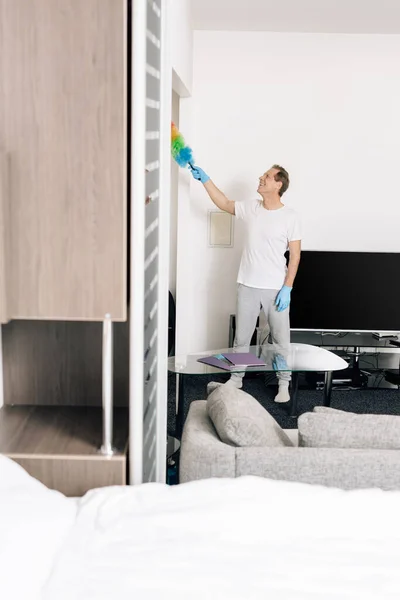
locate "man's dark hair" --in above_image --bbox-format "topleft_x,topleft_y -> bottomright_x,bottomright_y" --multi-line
272,164 -> 289,196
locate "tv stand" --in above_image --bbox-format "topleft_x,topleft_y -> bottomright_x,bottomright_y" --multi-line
372,332 -> 399,340
291,331 -> 400,350
291,331 -> 400,390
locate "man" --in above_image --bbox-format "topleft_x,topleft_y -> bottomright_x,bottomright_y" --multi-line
190,164 -> 301,403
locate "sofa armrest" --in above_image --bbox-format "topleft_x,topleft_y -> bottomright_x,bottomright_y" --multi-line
235,446 -> 400,490
179,401 -> 235,483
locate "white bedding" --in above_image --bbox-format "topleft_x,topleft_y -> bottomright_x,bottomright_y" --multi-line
1,455 -> 400,600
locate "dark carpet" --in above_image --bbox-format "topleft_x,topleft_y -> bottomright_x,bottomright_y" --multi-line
168,372 -> 400,436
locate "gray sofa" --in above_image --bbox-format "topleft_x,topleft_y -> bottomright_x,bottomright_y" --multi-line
180,400 -> 400,490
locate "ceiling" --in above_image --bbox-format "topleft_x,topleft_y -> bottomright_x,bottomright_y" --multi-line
191,0 -> 400,34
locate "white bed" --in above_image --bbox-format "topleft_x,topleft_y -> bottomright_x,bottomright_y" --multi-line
1,455 -> 400,600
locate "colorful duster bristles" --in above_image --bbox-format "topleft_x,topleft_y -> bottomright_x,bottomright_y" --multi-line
171,122 -> 194,168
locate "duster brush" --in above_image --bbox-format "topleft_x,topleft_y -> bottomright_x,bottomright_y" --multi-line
171,122 -> 194,168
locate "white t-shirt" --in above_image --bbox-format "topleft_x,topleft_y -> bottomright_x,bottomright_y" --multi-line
234,200 -> 301,290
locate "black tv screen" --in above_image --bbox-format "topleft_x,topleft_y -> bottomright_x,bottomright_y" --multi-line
290,251 -> 400,332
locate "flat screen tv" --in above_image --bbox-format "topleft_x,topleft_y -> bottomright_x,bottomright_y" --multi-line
290,250 -> 400,333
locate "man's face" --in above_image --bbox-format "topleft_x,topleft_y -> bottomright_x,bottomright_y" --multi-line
257,168 -> 281,195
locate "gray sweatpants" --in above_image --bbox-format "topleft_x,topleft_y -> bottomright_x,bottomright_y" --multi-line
232,284 -> 291,384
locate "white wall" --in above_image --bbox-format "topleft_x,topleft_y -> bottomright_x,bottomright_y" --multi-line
170,0 -> 193,95
176,31 -> 400,354
169,91 -> 179,297
166,0 -> 193,356
174,97 -> 193,356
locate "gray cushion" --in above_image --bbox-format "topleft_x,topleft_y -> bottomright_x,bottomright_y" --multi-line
299,412 -> 400,449
180,401 -> 236,483
313,406 -> 352,415
207,383 -> 293,448
235,446 -> 400,490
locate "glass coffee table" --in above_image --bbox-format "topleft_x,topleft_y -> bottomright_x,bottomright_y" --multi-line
168,343 -> 348,438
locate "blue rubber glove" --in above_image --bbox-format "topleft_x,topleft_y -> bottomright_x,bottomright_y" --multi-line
275,285 -> 292,312
272,354 -> 288,371
189,165 -> 210,184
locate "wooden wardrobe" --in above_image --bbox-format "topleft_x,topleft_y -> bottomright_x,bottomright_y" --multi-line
0,0 -> 131,495
0,0 -> 127,322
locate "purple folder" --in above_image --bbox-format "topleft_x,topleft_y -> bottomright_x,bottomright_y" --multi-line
223,352 -> 266,367
197,353 -> 265,371
197,355 -> 233,371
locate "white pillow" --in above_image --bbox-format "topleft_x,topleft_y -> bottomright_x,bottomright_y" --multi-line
0,455 -> 77,600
